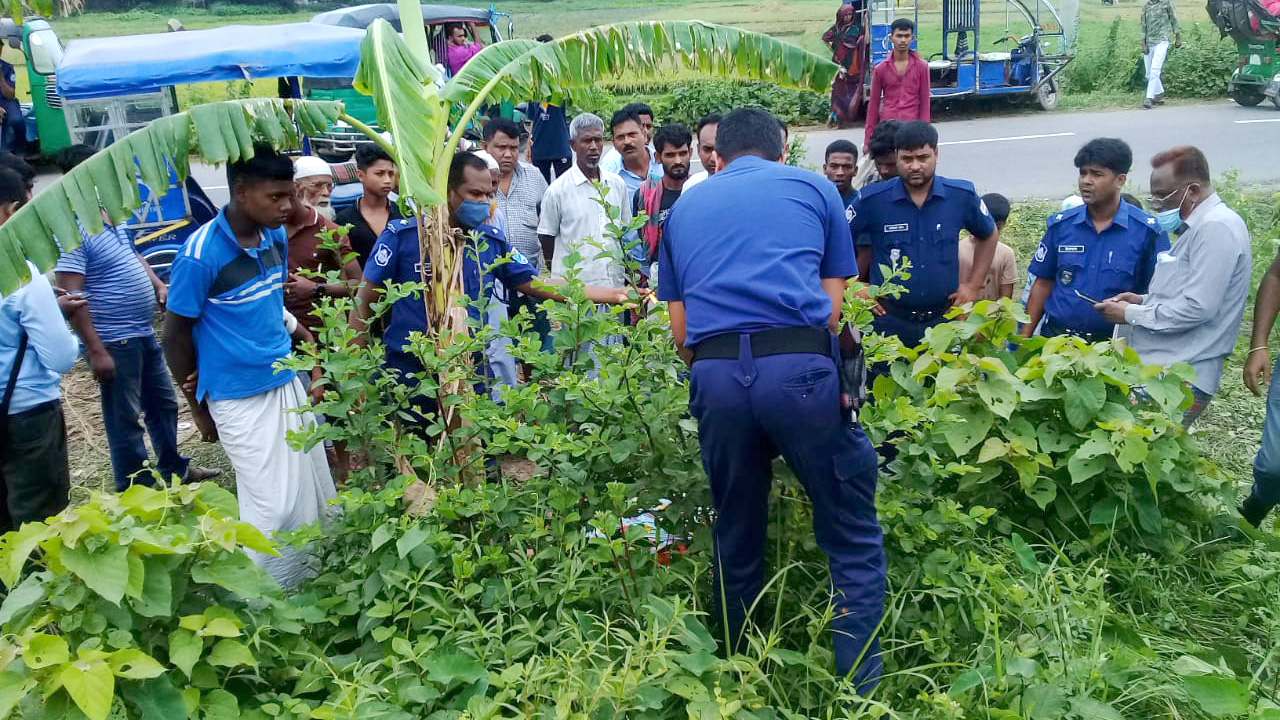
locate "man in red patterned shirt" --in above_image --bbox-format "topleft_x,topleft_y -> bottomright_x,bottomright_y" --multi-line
864,18 -> 931,152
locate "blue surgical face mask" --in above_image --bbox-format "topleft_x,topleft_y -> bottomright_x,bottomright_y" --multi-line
456,200 -> 491,228
1154,206 -> 1183,234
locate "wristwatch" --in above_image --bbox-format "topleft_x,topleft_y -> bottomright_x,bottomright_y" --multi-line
313,283 -> 327,300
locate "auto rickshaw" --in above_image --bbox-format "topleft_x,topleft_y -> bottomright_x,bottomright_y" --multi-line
850,0 -> 1074,110
0,17 -> 71,158
1207,0 -> 1280,107
54,22 -> 367,277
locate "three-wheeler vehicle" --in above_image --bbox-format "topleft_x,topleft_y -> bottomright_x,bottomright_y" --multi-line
853,0 -> 1073,109
54,22 -> 367,277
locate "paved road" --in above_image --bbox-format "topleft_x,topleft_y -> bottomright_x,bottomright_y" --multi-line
36,101 -> 1278,206
799,100 -> 1280,200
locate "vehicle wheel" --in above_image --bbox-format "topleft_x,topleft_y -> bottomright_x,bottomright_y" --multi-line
141,247 -> 179,283
1232,87 -> 1265,106
1036,78 -> 1059,111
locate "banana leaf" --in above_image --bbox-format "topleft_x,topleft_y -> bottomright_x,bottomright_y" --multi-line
0,98 -> 342,294
441,21 -> 839,107
352,18 -> 448,208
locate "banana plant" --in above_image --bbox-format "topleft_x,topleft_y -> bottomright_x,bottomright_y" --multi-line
0,13 -> 834,485
0,16 -> 835,414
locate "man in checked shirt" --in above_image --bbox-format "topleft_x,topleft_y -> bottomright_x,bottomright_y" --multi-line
484,117 -> 553,353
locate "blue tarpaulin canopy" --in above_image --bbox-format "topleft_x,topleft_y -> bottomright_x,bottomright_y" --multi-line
57,22 -> 368,100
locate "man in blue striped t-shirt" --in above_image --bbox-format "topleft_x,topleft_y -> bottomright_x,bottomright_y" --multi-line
54,146 -> 220,492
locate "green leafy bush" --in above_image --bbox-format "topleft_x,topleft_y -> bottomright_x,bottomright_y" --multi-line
861,299 -> 1230,551
6,203 -> 1280,719
1062,17 -> 1237,99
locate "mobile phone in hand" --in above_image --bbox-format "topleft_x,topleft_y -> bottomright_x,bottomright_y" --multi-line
1074,289 -> 1100,305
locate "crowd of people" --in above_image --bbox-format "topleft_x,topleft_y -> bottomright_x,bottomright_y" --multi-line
0,88 -> 1276,684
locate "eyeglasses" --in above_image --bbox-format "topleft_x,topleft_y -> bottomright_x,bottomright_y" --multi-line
1147,184 -> 1195,210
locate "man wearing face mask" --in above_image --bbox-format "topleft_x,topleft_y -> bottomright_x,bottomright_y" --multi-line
351,152 -> 632,423
1093,147 -> 1250,428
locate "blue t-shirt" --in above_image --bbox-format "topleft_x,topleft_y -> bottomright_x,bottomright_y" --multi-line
530,103 -> 571,162
1027,202 -> 1169,338
657,155 -> 858,347
166,209 -> 292,402
362,219 -> 537,353
851,175 -> 997,311
54,224 -> 156,343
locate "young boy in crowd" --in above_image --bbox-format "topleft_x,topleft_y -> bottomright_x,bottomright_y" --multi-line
958,193 -> 1017,302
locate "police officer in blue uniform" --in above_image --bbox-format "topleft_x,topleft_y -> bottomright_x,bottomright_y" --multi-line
658,108 -> 884,692
351,152 -> 630,420
851,121 -> 999,348
1022,138 -> 1169,342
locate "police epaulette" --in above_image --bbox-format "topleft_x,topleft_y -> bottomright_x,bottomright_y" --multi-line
1045,204 -> 1086,228
387,217 -> 416,233
857,180 -> 897,199
937,176 -> 978,195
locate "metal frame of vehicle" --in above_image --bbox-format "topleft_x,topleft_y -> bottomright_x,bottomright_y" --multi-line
861,0 -> 1073,110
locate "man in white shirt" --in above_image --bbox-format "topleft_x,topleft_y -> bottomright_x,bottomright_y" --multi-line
537,112 -> 631,290
684,112 -> 721,190
1094,146 -> 1251,428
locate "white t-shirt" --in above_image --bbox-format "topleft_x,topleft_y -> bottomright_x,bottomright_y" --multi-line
536,164 -> 631,288
683,170 -> 710,190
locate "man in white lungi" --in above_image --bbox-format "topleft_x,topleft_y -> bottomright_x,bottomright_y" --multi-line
164,144 -> 335,589
1140,0 -> 1180,110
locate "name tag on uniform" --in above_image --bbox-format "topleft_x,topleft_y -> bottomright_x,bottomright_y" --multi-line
884,223 -> 909,233
1058,245 -> 1085,253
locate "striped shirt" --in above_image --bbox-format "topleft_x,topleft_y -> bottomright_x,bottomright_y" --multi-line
54,224 -> 156,343
495,162 -> 548,272
166,208 -> 292,402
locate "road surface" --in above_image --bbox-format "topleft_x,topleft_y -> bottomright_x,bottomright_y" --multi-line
36,101 -> 1279,205
800,100 -> 1280,200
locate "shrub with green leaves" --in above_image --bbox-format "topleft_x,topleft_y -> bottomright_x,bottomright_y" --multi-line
0,482 -> 313,720
862,299 -> 1230,551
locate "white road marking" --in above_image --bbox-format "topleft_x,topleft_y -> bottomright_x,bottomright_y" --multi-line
1233,118 -> 1280,124
939,131 -> 1076,146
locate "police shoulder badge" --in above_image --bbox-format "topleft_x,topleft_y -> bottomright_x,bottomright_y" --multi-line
1034,243 -> 1048,263
373,245 -> 393,268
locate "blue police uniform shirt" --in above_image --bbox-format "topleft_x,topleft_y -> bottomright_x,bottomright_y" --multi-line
657,154 -> 857,347
363,218 -> 537,353
1027,201 -> 1169,338
840,187 -> 860,226
166,209 -> 292,402
851,175 -> 996,311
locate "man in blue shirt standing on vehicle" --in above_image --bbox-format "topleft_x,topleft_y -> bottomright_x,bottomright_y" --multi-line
351,152 -> 632,424
165,144 -> 336,589
1022,138 -> 1168,342
658,108 -> 883,693
852,121 -> 999,348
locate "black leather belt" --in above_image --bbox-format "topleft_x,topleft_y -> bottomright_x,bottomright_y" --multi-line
882,301 -> 949,323
1042,317 -> 1110,343
692,326 -> 831,362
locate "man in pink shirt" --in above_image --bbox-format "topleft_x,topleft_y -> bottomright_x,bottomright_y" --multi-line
444,22 -> 484,76
864,18 -> 931,151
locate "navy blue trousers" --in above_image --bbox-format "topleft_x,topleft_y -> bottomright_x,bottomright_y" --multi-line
689,341 -> 885,692
100,335 -> 188,492
872,312 -> 944,349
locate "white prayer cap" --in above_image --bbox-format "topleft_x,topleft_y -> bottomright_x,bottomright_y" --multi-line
294,155 -> 332,181
1059,195 -> 1084,212
472,150 -> 500,171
